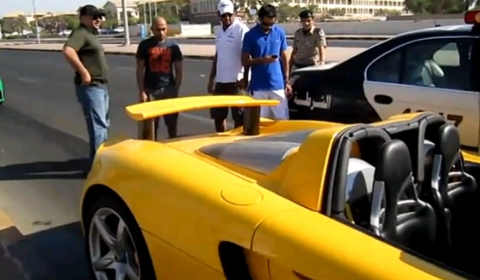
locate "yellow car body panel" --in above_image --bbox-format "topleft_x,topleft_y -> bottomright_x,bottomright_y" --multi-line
81,96 -> 470,279
254,209 -> 462,280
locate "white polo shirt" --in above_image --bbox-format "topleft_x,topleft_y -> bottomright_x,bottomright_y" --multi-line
215,20 -> 249,83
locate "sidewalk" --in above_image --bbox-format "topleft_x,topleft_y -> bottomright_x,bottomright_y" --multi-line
0,43 -> 367,62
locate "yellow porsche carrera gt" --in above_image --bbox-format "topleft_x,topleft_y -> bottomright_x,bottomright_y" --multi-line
80,95 -> 480,280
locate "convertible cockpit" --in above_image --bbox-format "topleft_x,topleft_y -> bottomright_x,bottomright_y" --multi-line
331,114 -> 480,278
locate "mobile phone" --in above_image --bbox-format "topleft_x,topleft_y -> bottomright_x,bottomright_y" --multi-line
271,55 -> 278,58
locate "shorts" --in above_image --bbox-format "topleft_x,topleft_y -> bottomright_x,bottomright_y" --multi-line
210,82 -> 244,125
251,89 -> 289,120
146,86 -> 179,128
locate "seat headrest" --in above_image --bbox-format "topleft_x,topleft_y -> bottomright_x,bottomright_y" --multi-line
374,140 -> 413,196
425,60 -> 444,77
345,158 -> 375,202
423,140 -> 435,166
435,124 -> 460,171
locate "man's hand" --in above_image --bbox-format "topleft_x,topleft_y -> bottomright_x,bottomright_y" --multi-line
237,78 -> 247,90
207,79 -> 215,94
139,91 -> 148,102
80,71 -> 91,85
262,56 -> 278,64
285,83 -> 293,99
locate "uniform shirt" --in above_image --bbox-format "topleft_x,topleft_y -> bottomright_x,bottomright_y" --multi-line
136,37 -> 183,90
215,20 -> 249,83
292,27 -> 326,65
242,24 -> 288,91
65,24 -> 109,84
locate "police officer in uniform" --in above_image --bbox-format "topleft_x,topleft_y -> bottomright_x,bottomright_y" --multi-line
289,10 -> 326,75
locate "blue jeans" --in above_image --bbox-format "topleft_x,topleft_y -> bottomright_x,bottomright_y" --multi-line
75,84 -> 110,163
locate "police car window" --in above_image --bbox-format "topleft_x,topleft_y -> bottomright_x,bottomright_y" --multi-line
404,38 -> 472,91
366,49 -> 401,83
367,38 -> 473,91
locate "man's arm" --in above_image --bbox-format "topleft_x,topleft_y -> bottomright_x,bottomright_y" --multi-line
240,25 -> 250,84
172,44 -> 183,90
241,32 -> 269,67
135,42 -> 145,94
289,33 -> 298,74
62,30 -> 88,75
280,30 -> 290,82
208,53 -> 217,84
317,28 -> 326,64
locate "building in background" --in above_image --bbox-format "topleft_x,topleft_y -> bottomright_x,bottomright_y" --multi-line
103,0 -> 140,23
189,0 -> 407,24
2,11 -> 48,25
189,0 -> 219,24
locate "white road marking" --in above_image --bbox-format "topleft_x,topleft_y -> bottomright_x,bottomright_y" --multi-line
16,77 -> 39,84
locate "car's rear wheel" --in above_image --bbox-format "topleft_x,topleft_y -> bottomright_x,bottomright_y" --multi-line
85,196 -> 156,280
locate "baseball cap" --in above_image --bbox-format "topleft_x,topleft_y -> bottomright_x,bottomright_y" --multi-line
299,10 -> 314,19
79,4 -> 106,18
218,0 -> 234,15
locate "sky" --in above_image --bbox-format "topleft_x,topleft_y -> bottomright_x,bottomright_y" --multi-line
1,0 -> 104,17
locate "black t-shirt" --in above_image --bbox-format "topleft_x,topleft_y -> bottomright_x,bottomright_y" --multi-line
136,37 -> 183,90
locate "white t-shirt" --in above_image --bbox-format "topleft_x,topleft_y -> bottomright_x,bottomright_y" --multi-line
215,20 -> 249,83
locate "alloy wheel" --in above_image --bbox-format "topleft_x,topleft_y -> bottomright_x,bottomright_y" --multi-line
88,207 -> 141,280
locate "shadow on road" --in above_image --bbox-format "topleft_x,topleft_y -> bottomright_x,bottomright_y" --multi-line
0,222 -> 91,280
0,158 -> 89,180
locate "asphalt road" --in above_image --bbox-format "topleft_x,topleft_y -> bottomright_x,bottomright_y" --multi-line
0,51 -> 215,279
8,37 -> 381,48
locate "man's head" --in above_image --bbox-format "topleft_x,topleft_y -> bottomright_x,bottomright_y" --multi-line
258,4 -> 277,31
217,0 -> 235,27
79,5 -> 105,30
151,17 -> 168,41
299,10 -> 314,31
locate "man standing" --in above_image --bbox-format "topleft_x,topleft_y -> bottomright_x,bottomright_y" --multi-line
136,17 -> 183,139
207,0 -> 249,132
289,10 -> 327,75
241,4 -> 291,120
62,5 -> 109,167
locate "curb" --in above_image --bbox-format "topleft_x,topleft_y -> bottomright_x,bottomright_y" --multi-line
0,47 -> 216,60
178,35 -> 391,40
2,35 -> 392,43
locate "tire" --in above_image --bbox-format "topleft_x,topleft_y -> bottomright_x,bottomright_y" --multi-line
84,195 -> 156,280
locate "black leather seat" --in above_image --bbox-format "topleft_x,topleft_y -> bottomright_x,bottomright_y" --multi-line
428,124 -> 477,267
370,140 -> 436,257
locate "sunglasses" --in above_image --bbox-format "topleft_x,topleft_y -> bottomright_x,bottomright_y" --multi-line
221,13 -> 233,18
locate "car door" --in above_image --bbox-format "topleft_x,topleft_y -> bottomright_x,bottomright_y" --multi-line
363,37 -> 480,150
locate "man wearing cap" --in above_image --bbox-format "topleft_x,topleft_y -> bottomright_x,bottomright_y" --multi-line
62,5 -> 109,168
289,10 -> 326,75
207,0 -> 249,132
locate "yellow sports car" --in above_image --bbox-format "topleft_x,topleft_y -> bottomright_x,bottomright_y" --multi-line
80,95 -> 480,280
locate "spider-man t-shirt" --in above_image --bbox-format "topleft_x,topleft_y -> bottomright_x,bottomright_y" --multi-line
135,37 -> 183,90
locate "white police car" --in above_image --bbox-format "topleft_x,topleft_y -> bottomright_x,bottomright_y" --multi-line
290,10 -> 480,154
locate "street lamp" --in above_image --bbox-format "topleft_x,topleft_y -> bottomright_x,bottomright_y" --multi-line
31,0 -> 41,44
143,0 -> 147,31
148,1 -> 153,26
121,0 -> 130,45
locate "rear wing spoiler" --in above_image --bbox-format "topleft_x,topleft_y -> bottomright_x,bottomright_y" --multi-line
125,95 -> 280,139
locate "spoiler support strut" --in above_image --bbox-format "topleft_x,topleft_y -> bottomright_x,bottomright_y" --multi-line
243,106 -> 260,136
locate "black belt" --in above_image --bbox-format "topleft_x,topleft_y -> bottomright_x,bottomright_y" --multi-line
294,63 -> 315,69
